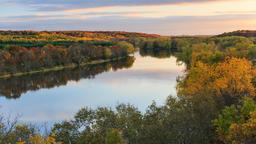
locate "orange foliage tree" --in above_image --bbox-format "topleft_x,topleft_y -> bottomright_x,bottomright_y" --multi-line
177,57 -> 256,100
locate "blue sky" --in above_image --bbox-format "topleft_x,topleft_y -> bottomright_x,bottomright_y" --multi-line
1,0 -> 256,35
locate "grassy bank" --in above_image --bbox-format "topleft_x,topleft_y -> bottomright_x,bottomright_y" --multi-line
0,57 -> 126,79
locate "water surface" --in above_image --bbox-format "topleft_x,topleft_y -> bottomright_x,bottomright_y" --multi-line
0,53 -> 184,125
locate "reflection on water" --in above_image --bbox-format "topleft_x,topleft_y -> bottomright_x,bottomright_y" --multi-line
140,48 -> 173,59
0,56 -> 135,99
0,52 -> 184,124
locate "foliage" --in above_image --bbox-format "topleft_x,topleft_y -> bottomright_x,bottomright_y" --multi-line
175,36 -> 256,66
177,57 -> 256,103
116,41 -> 135,54
105,129 -> 125,144
0,42 -> 135,76
0,30 -> 159,48
219,30 -> 256,37
0,115 -> 57,143
48,93 -> 220,144
213,98 -> 256,143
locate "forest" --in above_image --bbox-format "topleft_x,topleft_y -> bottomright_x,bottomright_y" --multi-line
0,30 -> 256,143
0,31 -> 153,77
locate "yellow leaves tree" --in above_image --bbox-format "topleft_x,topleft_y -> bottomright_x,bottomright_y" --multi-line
177,61 -> 214,97
227,111 -> 256,143
178,57 -> 256,100
16,135 -> 57,144
213,57 -> 256,98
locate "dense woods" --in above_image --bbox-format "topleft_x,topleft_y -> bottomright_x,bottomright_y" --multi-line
1,30 -> 256,143
0,31 -> 145,77
0,42 -> 134,75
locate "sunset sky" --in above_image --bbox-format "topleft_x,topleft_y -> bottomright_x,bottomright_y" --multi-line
1,0 -> 256,35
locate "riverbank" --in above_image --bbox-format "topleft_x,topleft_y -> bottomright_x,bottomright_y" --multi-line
0,57 -> 126,79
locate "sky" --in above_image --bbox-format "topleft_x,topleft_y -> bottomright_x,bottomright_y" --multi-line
0,0 -> 256,35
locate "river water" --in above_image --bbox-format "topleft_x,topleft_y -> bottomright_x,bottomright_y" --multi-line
0,52 -> 184,125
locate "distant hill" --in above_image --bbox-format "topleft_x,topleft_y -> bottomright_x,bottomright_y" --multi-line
219,30 -> 256,37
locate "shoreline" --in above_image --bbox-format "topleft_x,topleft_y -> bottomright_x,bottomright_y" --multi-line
0,57 -> 126,79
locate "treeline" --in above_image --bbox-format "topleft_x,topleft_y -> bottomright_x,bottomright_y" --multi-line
131,36 -> 210,64
0,30 -> 160,46
219,30 -> 256,37
173,36 -> 256,66
0,30 -> 162,77
131,35 -> 256,66
0,41 -> 135,76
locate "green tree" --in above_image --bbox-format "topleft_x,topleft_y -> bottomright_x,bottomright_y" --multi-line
103,48 -> 112,59
213,98 -> 256,143
105,129 -> 125,144
116,41 -> 135,54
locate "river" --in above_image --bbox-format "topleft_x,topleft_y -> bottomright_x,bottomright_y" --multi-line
0,52 -> 184,126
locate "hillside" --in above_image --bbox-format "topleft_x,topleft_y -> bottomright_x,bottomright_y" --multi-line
219,30 -> 256,37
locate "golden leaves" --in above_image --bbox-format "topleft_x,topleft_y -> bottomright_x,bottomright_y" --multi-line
178,57 -> 256,98
227,112 -> 256,143
214,57 -> 256,97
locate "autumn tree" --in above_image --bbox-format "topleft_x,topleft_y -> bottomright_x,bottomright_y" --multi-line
178,57 -> 256,103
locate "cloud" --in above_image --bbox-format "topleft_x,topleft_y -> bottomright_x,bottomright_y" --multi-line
1,0 -> 255,35
4,0 -> 227,11
1,14 -> 255,35
13,11 -> 153,18
0,11 -> 156,22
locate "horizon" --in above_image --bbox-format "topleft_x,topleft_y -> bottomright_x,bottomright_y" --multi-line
0,29 -> 226,36
1,0 -> 256,35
